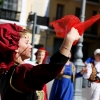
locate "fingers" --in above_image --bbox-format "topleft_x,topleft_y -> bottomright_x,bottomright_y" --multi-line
67,27 -> 81,42
82,67 -> 88,73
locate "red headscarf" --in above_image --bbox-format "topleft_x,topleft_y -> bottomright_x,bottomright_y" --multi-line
0,23 -> 25,73
35,47 -> 48,64
50,14 -> 100,45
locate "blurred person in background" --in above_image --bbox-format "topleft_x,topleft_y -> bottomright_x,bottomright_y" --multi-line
83,49 -> 100,100
49,52 -> 87,100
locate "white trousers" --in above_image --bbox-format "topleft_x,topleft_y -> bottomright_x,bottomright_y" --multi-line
84,81 -> 100,100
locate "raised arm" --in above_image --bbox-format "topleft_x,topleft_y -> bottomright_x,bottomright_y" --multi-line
59,27 -> 80,57
12,27 -> 81,92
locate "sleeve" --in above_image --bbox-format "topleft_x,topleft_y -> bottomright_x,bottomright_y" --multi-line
75,72 -> 83,78
97,73 -> 100,78
85,57 -> 92,63
12,51 -> 69,92
72,63 -> 82,78
85,57 -> 94,64
83,63 -> 92,79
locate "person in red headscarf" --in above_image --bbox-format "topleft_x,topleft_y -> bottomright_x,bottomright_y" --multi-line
23,48 -> 49,100
31,47 -> 49,100
24,47 -> 49,100
35,47 -> 48,64
0,23 -> 81,100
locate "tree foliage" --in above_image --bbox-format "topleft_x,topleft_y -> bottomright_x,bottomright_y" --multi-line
0,0 -> 4,5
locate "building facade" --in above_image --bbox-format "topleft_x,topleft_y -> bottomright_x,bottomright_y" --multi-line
48,0 -> 100,60
1,0 -> 100,59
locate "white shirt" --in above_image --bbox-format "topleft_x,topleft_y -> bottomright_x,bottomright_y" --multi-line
23,59 -> 36,65
83,61 -> 100,79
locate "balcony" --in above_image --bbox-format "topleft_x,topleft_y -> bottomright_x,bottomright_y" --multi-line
0,8 -> 21,22
84,23 -> 100,39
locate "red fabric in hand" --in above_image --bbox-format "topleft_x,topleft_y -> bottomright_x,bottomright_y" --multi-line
50,14 -> 100,45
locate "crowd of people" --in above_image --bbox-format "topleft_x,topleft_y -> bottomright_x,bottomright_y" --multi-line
0,22 -> 81,100
0,13 -> 100,100
23,46 -> 100,100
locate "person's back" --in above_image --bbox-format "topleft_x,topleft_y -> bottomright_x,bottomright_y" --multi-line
49,52 -> 87,100
49,61 -> 75,100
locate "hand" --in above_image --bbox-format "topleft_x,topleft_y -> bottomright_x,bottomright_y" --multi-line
80,67 -> 87,74
84,62 -> 88,66
59,27 -> 81,57
66,27 -> 81,43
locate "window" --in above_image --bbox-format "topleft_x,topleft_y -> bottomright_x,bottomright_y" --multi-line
56,4 -> 64,20
87,0 -> 99,3
91,11 -> 98,35
0,0 -> 22,21
1,0 -> 19,11
75,7 -> 81,18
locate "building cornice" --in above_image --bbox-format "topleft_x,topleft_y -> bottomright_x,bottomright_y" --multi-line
0,19 -> 27,27
73,0 -> 100,6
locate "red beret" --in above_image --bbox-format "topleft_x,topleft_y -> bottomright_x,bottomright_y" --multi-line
0,23 -> 24,73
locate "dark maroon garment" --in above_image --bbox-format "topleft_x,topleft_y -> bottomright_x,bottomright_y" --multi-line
0,51 -> 69,100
